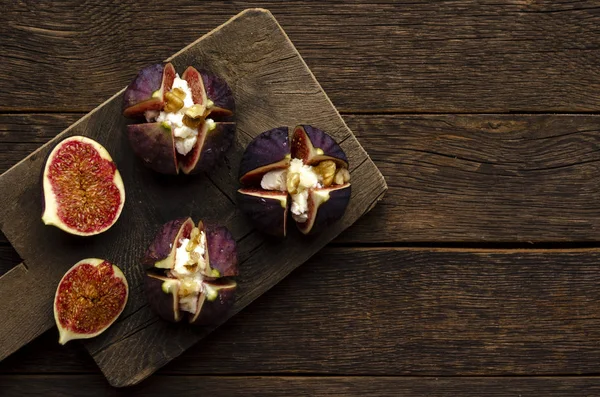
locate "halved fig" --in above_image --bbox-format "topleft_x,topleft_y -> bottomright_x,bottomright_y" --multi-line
123,63 -> 236,175
238,126 -> 351,236
143,217 -> 238,324
54,258 -> 128,344
42,136 -> 125,236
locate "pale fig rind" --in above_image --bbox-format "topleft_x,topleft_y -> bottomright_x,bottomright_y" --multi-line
42,135 -> 126,236
296,184 -> 352,235
144,217 -> 238,325
238,126 -> 290,186
123,63 -> 176,118
189,281 -> 237,325
127,122 -> 179,175
54,258 -> 129,345
236,189 -> 288,237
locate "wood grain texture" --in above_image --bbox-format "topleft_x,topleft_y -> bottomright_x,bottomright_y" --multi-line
0,9 -> 386,387
341,114 -> 600,242
1,1 -> 599,113
2,375 -> 600,396
3,247 -> 600,376
3,113 -> 600,244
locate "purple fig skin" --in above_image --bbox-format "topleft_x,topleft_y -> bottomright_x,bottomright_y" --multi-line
146,273 -> 181,322
239,127 -> 290,186
181,122 -> 236,174
236,189 -> 288,237
205,224 -> 239,277
142,217 -> 194,269
122,64 -> 163,113
202,72 -> 235,120
297,184 -> 351,235
123,63 -> 176,118
291,125 -> 348,168
189,282 -> 237,325
127,122 -> 179,175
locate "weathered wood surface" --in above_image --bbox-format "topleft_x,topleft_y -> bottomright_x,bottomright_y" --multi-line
0,9 -> 385,388
3,113 -> 600,245
3,375 -> 600,396
2,1 -> 599,113
4,247 -> 600,376
2,0 -> 600,395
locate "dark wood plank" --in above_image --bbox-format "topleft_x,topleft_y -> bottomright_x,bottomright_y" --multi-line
1,1 -> 599,113
3,247 -> 600,376
0,245 -> 21,276
341,114 -> 600,242
0,10 -> 386,387
4,113 -> 600,243
2,375 -> 600,396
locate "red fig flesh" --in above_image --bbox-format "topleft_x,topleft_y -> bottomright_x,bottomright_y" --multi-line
42,136 -> 125,236
54,258 -> 128,344
123,63 -> 236,175
144,218 -> 237,324
238,126 -> 351,236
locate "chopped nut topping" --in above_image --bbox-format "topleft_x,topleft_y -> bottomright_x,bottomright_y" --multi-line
182,114 -> 204,129
179,279 -> 196,296
314,160 -> 336,187
287,173 -> 300,194
171,88 -> 186,100
190,227 -> 200,242
184,260 -> 198,272
334,168 -> 350,185
164,91 -> 184,113
185,239 -> 195,252
184,104 -> 206,119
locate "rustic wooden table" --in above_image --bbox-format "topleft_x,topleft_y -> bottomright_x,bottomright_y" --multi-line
1,1 -> 600,395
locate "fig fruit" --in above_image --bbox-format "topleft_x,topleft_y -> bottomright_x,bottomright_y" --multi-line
123,63 -> 236,175
42,136 -> 126,236
143,217 -> 238,325
238,125 -> 351,236
54,258 -> 129,345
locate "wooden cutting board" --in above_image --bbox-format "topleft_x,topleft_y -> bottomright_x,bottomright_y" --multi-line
0,8 -> 387,387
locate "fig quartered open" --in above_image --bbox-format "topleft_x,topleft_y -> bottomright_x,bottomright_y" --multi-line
143,218 -> 238,325
123,63 -> 236,175
238,125 -> 351,236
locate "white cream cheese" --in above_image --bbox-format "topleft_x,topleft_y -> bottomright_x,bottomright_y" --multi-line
288,158 -> 320,189
172,232 -> 207,313
155,74 -> 198,156
260,158 -> 321,222
260,168 -> 288,191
